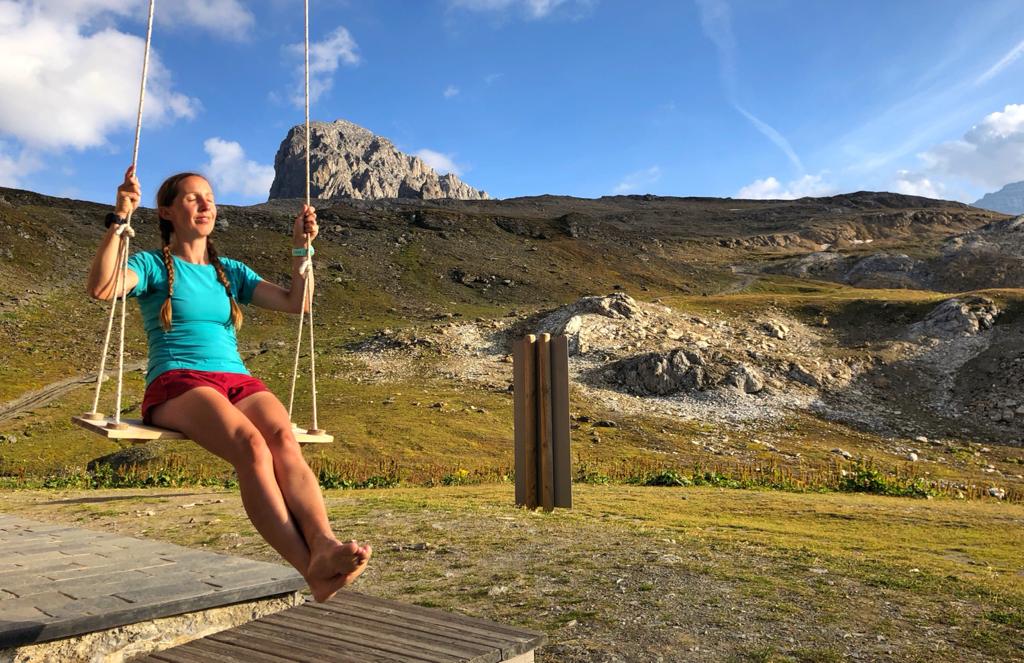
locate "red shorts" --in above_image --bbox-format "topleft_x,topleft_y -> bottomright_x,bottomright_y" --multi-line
142,370 -> 269,424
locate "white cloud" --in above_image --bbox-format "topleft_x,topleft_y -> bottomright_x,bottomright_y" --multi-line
0,143 -> 41,188
892,170 -> 946,199
448,0 -> 593,19
443,85 -> 460,99
415,149 -> 463,176
156,0 -> 255,41
202,138 -> 274,200
915,104 -> 1024,189
0,2 -> 198,151
977,39 -> 1024,86
23,0 -> 254,40
289,26 -> 360,106
613,166 -> 661,194
484,73 -> 503,85
737,174 -> 835,200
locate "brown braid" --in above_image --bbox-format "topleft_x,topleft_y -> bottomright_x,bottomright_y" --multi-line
159,239 -> 175,331
207,239 -> 244,331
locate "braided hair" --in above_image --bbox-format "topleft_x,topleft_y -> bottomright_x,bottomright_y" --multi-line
155,173 -> 243,332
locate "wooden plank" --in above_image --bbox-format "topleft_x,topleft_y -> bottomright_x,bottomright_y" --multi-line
146,649 -> 219,663
516,334 -> 540,510
264,610 -> 447,662
311,601 -> 515,660
549,334 -> 572,509
535,333 -> 555,511
303,603 -> 496,662
72,416 -> 184,441
512,335 -> 537,509
209,623 -> 366,663
243,621 -> 397,663
324,593 -> 534,645
170,638 -> 284,663
342,593 -> 546,653
72,415 -> 333,444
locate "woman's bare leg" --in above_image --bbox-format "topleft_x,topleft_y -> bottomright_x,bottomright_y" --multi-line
149,388 -> 313,575
235,391 -> 370,601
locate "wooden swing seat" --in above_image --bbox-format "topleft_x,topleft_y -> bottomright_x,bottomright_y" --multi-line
72,415 -> 333,445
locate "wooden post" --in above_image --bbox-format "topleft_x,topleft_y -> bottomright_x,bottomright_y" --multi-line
535,333 -> 555,512
513,335 -> 537,509
550,334 -> 572,509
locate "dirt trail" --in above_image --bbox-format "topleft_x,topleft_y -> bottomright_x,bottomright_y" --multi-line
0,362 -> 145,423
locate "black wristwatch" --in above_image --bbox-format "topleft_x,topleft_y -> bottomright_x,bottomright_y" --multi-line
105,212 -> 126,228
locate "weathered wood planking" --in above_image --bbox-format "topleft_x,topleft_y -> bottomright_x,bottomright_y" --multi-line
0,515 -> 305,648
72,415 -> 334,444
137,590 -> 546,663
549,334 -> 572,509
534,334 -> 555,512
513,335 -> 538,509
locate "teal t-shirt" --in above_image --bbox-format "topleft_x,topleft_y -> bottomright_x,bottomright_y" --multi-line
127,250 -> 263,385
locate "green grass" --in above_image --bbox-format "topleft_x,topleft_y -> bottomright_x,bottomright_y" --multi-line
2,484 -> 1022,661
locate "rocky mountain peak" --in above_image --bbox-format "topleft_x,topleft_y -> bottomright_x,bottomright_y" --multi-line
972,181 -> 1024,215
268,119 -> 489,201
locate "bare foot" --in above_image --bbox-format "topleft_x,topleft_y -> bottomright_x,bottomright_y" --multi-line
306,540 -> 372,603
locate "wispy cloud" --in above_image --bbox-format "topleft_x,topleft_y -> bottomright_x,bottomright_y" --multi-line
695,0 -> 804,174
613,166 -> 661,194
443,85 -> 460,99
415,148 -> 463,176
976,39 -> 1024,85
734,105 -> 803,173
288,26 -> 360,106
448,0 -> 595,20
0,142 -> 41,188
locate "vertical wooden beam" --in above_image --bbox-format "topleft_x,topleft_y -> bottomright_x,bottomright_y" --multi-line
535,333 -> 555,511
550,334 -> 572,509
513,335 -> 537,509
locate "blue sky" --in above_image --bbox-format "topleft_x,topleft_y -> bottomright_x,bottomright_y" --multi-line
3,0 -> 1024,205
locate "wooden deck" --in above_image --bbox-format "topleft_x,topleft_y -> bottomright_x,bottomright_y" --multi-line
138,591 -> 547,662
0,515 -> 305,648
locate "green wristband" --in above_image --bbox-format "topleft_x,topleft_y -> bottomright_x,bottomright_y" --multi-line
292,246 -> 315,257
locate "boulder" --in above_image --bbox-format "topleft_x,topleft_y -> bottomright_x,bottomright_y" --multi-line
915,296 -> 1000,338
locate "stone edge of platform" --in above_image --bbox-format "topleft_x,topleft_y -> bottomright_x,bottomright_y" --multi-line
0,576 -> 307,648
2,591 -> 305,663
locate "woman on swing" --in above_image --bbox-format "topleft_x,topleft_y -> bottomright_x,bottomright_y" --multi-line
87,166 -> 371,602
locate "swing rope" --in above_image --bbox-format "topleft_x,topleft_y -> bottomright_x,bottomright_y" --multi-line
86,0 -> 153,425
287,0 -> 322,433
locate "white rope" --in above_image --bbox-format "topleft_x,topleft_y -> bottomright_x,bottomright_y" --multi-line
287,0 -> 322,431
287,290 -> 305,420
88,0 -> 154,420
113,231 -> 132,424
89,234 -> 129,415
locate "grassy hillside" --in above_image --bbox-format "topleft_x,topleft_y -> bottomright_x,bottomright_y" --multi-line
1,187 -> 1022,501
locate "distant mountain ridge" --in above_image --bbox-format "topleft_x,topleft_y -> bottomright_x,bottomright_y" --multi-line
973,181 -> 1024,215
268,119 -> 489,202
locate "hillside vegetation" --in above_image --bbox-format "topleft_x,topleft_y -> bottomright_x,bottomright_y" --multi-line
1,186 -> 1022,502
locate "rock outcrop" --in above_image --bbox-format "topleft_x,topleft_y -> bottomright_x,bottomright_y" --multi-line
973,181 -> 1024,215
913,296 -> 1000,338
268,119 -> 489,201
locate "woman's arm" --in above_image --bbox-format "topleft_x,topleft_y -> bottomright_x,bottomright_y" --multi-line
86,167 -> 140,300
251,205 -> 319,314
